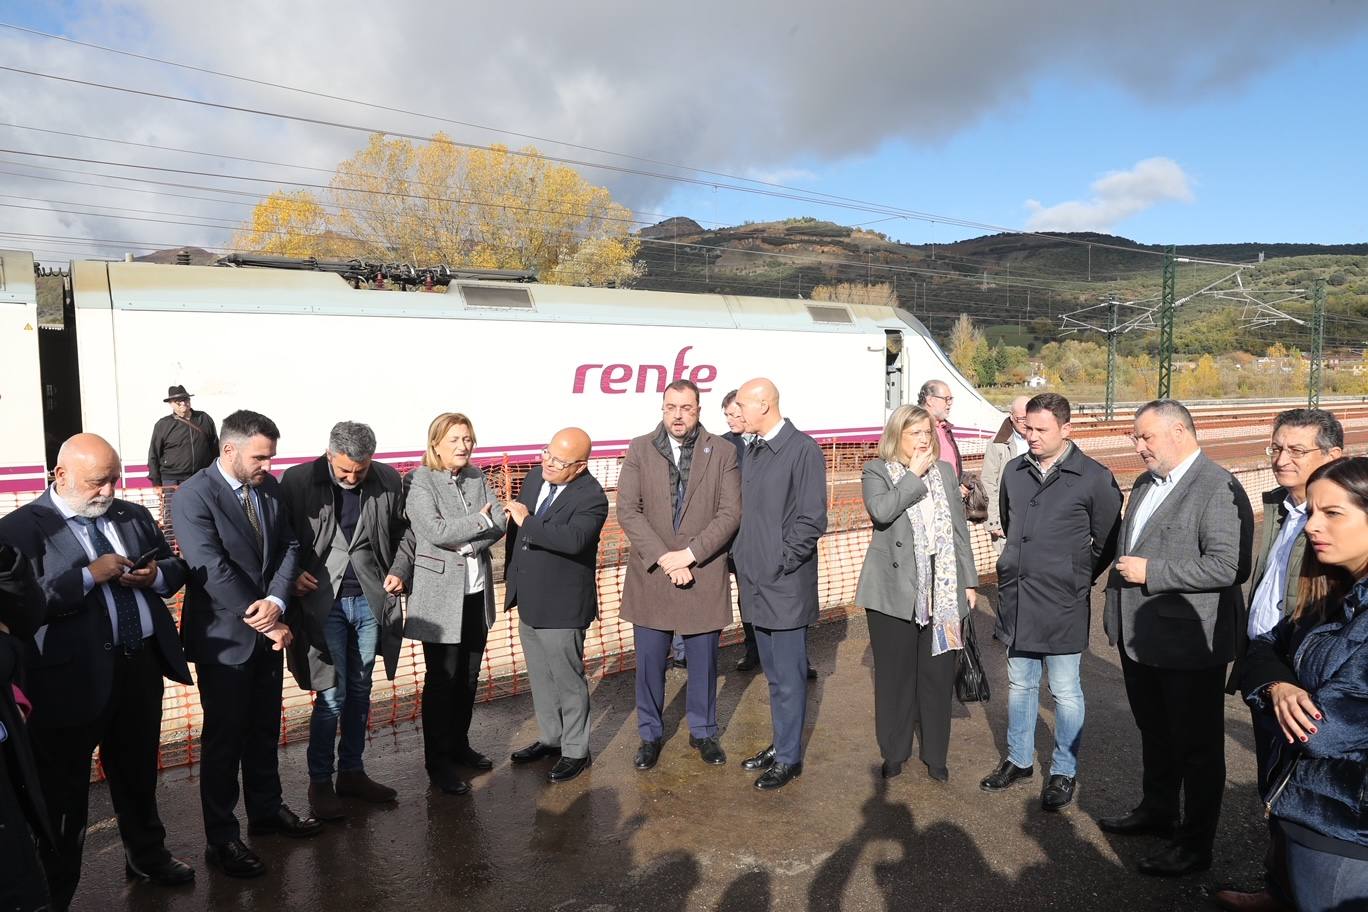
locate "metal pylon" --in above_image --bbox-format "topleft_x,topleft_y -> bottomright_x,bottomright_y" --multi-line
1157,245 -> 1176,399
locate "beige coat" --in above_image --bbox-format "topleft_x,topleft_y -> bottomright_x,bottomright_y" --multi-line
616,429 -> 741,634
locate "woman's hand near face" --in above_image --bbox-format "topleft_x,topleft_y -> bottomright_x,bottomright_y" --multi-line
909,449 -> 936,477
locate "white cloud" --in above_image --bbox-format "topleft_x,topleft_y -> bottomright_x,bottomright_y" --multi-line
1024,158 -> 1195,232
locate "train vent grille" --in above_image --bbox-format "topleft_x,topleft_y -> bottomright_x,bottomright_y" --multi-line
457,285 -> 535,311
805,304 -> 853,324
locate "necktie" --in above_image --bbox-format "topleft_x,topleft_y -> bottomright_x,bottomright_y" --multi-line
74,517 -> 143,650
240,486 -> 264,550
535,484 -> 559,518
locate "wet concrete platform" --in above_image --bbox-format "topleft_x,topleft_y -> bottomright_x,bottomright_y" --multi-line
75,587 -> 1268,911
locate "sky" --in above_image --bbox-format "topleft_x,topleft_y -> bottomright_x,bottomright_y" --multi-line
1,0 -> 1366,266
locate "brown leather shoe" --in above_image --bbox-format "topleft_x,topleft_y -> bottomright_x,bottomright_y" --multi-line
307,780 -> 346,821
335,770 -> 398,803
1211,889 -> 1293,912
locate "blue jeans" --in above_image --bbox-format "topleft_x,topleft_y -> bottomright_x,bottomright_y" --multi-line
1006,651 -> 1084,777
1285,836 -> 1368,912
307,595 -> 379,781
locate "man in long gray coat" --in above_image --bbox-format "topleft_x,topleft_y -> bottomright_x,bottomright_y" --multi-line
733,378 -> 828,791
279,421 -> 412,820
618,380 -> 741,771
1100,399 -> 1254,877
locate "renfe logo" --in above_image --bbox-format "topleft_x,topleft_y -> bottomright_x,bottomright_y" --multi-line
572,346 -> 718,395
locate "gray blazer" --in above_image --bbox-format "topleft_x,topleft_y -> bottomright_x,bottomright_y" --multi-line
1103,451 -> 1254,669
856,460 -> 978,622
403,465 -> 507,644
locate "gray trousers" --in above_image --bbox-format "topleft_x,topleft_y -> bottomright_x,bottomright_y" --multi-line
519,622 -> 591,759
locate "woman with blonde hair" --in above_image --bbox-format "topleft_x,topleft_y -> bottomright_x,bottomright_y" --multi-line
404,412 -> 507,795
1243,456 -> 1368,911
856,404 -> 978,781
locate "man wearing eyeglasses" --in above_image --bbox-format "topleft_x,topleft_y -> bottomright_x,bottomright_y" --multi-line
617,380 -> 741,771
918,380 -> 962,478
1214,408 -> 1342,912
502,428 -> 609,784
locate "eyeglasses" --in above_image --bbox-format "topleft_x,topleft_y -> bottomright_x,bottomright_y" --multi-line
663,404 -> 698,416
1266,445 -> 1324,460
929,394 -> 954,403
903,429 -> 934,439
541,447 -> 586,470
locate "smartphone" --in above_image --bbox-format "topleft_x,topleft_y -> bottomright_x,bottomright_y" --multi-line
129,548 -> 160,571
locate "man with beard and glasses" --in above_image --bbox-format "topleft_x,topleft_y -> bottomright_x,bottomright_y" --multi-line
173,410 -> 316,880
0,434 -> 196,910
280,421 -> 411,819
617,380 -> 741,770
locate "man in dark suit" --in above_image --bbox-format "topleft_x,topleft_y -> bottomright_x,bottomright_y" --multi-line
502,427 -> 609,784
1101,399 -> 1255,877
280,421 -> 412,820
732,378 -> 828,791
0,541 -> 52,912
720,389 -> 759,671
172,410 -> 318,880
1214,408 -> 1342,912
0,434 -> 196,909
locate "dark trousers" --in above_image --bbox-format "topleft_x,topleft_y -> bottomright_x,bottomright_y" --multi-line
30,645 -> 167,910
1119,649 -> 1227,852
634,626 -> 720,741
1249,706 -> 1293,903
754,625 -> 808,765
741,622 -> 759,660
421,593 -> 489,773
1,743 -> 51,912
866,609 -> 956,769
195,637 -> 284,845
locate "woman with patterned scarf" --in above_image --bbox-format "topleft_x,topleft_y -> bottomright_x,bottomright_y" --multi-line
856,404 -> 979,781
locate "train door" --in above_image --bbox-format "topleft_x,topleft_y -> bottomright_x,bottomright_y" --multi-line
37,270 -> 83,469
884,329 -> 905,414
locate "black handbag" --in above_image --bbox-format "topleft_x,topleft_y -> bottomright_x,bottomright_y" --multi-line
955,612 -> 991,703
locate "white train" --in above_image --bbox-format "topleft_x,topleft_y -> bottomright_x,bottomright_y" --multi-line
0,249 -> 1004,496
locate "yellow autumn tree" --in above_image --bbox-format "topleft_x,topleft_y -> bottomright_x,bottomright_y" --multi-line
233,133 -> 642,286
230,190 -> 344,258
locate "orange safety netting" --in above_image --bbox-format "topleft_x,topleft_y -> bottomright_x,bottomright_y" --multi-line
0,439 -> 1281,780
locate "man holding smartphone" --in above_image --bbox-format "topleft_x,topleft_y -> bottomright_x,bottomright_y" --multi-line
0,433 -> 197,909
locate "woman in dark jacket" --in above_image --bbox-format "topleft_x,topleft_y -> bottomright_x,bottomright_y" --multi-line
1243,456 -> 1368,912
855,404 -> 978,782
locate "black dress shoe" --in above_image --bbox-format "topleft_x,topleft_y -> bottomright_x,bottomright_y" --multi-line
806,665 -> 818,680
741,744 -> 776,771
428,767 -> 472,795
1041,775 -> 1076,811
547,754 -> 591,783
511,741 -> 561,764
980,759 -> 1034,791
669,656 -> 688,670
880,760 -> 904,779
754,762 -> 802,790
634,739 -> 663,770
247,805 -> 323,839
735,653 -> 760,672
689,735 -> 727,765
126,856 -> 195,885
204,839 -> 265,878
1097,808 -> 1177,837
453,747 -> 495,770
1137,843 -> 1212,877
925,763 -> 949,783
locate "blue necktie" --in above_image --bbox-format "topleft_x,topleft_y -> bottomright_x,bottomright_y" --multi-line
75,517 -> 144,651
535,484 -> 559,518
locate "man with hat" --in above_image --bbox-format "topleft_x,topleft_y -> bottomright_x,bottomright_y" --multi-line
148,385 -> 218,488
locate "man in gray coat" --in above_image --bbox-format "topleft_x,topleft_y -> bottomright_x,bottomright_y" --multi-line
1100,399 -> 1254,877
980,393 -> 1121,812
981,395 -> 1030,551
618,380 -> 741,770
279,421 -> 413,820
733,378 -> 828,791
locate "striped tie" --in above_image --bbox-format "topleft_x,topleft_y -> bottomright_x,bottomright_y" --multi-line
240,486 -> 264,549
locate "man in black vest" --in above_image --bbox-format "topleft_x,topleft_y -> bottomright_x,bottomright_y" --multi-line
503,428 -> 609,784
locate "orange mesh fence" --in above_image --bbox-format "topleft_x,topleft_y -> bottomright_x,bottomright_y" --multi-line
0,438 -> 1286,780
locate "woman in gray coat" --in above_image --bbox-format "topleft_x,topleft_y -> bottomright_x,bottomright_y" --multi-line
856,404 -> 979,781
404,412 -> 507,795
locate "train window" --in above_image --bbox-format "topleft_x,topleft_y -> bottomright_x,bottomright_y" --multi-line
804,303 -> 853,324
456,285 -> 535,311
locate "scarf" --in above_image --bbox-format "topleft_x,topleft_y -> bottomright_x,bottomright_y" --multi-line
886,460 -> 963,655
652,422 -> 701,515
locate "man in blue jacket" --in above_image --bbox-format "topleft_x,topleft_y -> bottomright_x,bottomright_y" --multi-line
732,378 -> 828,791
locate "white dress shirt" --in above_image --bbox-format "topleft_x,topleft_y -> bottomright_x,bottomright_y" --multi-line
49,487 -> 165,644
1247,496 -> 1309,638
1128,448 -> 1202,551
215,459 -> 285,611
1010,431 -> 1028,458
